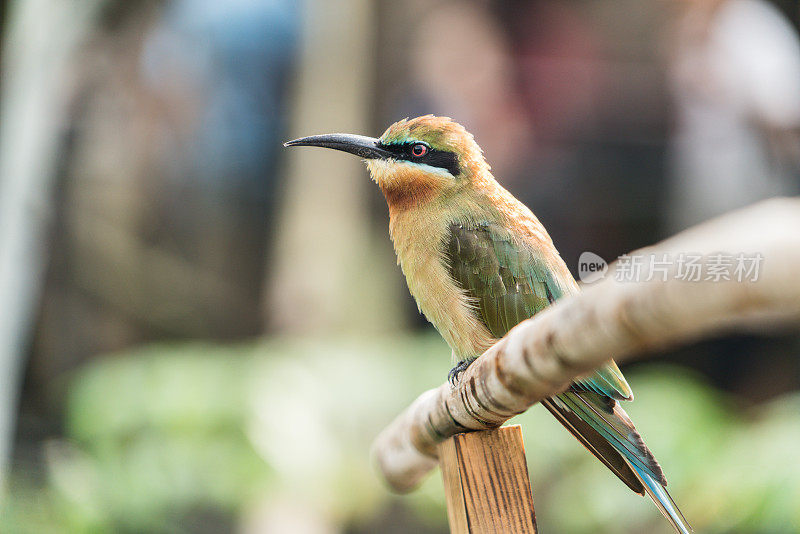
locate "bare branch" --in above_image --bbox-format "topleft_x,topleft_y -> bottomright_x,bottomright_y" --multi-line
372,198 -> 800,493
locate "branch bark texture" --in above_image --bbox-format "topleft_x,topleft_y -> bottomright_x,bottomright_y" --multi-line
372,198 -> 800,493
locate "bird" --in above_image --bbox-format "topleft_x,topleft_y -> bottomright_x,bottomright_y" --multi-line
284,115 -> 691,533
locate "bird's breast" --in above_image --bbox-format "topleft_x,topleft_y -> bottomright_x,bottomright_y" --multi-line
388,206 -> 495,359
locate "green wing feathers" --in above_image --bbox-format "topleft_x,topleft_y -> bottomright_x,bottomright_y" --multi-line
444,221 -> 689,532
444,221 -> 671,493
573,360 -> 634,401
445,222 -> 634,402
446,223 -> 554,338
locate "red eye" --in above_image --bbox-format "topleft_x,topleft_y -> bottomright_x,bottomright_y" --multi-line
411,143 -> 428,157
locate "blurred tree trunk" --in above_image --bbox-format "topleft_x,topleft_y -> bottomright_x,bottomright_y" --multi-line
266,0 -> 406,335
0,0 -> 107,489
27,0 -> 298,403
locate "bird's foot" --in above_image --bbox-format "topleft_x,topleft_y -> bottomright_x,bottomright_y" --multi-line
448,358 -> 477,386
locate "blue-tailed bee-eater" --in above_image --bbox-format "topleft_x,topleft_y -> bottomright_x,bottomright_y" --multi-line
285,115 -> 690,533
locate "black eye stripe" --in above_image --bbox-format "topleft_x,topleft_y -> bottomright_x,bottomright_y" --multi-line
422,151 -> 460,176
377,141 -> 460,176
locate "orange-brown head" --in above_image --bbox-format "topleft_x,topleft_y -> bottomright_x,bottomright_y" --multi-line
284,115 -> 490,211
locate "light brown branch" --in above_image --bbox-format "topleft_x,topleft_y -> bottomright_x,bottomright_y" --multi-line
372,197 -> 800,493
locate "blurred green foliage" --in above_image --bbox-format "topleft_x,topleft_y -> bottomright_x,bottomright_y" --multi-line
2,336 -> 799,533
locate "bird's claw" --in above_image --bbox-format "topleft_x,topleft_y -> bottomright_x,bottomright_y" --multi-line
448,358 -> 477,386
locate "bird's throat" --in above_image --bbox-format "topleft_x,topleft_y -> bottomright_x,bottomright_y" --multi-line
378,180 -> 440,212
368,160 -> 452,213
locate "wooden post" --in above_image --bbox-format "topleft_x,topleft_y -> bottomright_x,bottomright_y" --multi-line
438,425 -> 537,533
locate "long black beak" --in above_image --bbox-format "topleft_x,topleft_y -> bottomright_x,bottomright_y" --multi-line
283,133 -> 392,159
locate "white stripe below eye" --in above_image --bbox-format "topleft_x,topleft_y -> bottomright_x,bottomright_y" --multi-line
367,158 -> 453,177
396,160 -> 454,177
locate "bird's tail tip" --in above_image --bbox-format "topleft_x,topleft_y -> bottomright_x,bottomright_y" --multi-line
632,463 -> 692,534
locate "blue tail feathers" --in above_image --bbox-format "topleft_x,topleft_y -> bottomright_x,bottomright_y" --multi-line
550,391 -> 691,534
631,462 -> 692,534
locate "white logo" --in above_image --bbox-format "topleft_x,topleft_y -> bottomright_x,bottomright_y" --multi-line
578,251 -> 608,283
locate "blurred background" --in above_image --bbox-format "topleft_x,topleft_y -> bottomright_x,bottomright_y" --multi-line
1,0 -> 800,532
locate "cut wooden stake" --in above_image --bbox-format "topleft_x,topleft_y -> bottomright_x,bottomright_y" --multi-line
439,426 -> 537,534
